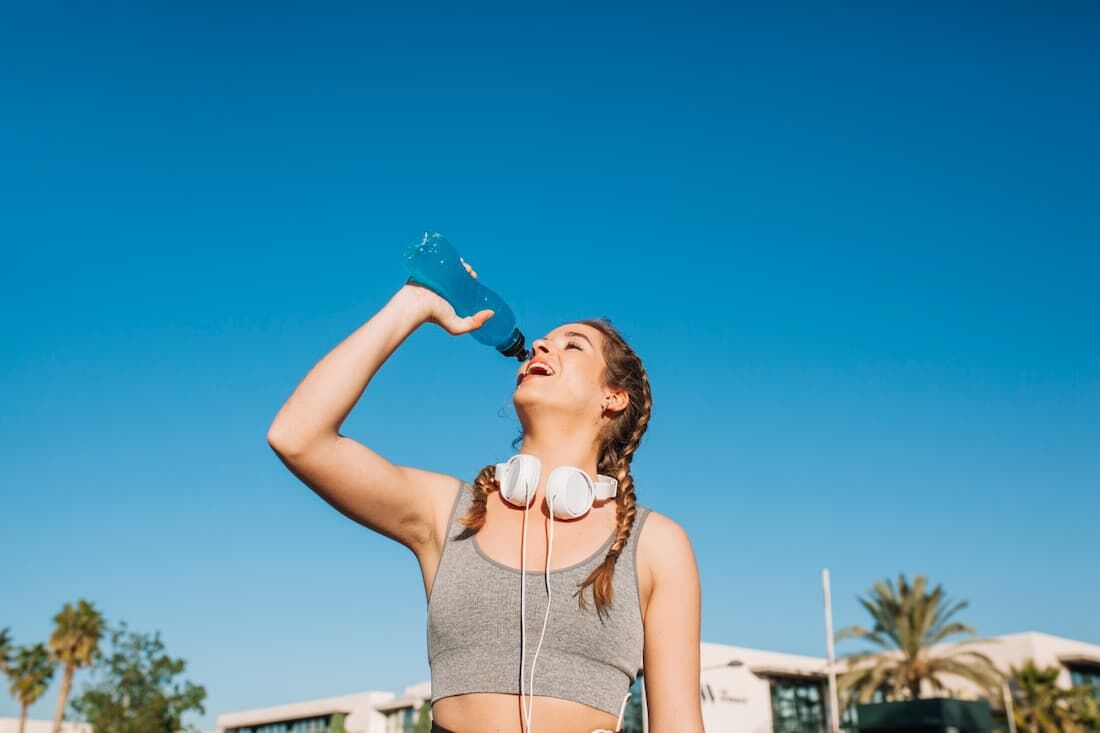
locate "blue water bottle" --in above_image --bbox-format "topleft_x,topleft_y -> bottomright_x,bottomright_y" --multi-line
403,231 -> 530,361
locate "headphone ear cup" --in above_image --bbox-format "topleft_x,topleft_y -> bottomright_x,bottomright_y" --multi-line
498,454 -> 541,507
546,466 -> 595,519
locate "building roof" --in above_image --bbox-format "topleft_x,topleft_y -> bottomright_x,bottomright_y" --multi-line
216,691 -> 392,729
374,694 -> 428,713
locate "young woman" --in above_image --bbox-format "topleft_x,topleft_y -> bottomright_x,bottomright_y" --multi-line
267,263 -> 704,733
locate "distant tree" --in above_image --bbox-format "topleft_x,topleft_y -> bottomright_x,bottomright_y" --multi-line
835,573 -> 1003,704
1008,659 -> 1100,733
7,643 -> 58,733
413,700 -> 432,733
0,627 -> 14,672
48,599 -> 106,733
69,620 -> 206,733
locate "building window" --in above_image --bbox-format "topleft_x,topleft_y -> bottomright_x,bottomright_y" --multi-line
227,715 -> 333,733
1069,664 -> 1100,702
769,676 -> 827,733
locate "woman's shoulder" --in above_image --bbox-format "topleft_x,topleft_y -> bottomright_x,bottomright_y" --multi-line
633,508 -> 699,628
635,509 -> 696,576
636,508 -> 689,538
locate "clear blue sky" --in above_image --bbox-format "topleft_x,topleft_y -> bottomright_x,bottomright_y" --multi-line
2,1 -> 1097,730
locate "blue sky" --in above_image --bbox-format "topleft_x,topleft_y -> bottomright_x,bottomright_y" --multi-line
2,1 -> 1097,730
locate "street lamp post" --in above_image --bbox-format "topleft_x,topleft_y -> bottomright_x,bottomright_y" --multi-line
823,568 -> 842,733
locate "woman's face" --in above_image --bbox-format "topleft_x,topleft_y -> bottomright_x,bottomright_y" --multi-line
513,322 -> 608,418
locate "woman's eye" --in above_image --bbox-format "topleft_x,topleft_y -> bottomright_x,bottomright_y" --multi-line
566,342 -> 581,350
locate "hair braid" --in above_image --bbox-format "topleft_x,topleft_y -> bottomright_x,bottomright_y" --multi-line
456,463 -> 498,532
575,350 -> 652,621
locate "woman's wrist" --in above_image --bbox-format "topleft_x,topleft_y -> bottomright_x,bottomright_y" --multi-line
388,282 -> 434,324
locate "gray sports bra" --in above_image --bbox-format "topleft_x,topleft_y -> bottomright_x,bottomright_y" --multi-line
426,478 -> 651,720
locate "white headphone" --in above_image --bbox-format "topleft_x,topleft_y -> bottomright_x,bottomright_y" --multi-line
493,453 -> 630,733
495,454 -> 619,519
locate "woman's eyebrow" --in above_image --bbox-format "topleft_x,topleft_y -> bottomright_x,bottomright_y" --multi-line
560,330 -> 594,347
541,330 -> 594,347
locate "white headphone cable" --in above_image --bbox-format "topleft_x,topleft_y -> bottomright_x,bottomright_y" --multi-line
519,491 -> 531,732
524,505 -> 554,733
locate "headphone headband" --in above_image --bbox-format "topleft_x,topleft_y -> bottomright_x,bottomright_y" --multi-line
593,473 -> 618,500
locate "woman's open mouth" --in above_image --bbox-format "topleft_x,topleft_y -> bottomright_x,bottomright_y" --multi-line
518,360 -> 557,385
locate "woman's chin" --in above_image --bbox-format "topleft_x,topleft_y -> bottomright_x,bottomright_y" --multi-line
513,389 -> 553,412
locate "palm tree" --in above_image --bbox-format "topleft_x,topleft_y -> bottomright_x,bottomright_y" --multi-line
48,599 -> 105,733
834,573 -> 1004,705
1008,659 -> 1100,733
7,643 -> 57,733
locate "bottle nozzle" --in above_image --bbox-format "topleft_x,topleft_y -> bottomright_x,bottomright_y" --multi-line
500,330 -> 529,361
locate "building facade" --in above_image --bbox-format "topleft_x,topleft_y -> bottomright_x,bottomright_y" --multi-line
216,631 -> 1100,733
215,687 -> 424,733
0,722 -> 91,733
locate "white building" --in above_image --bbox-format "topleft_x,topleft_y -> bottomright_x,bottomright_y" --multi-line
215,683 -> 432,733
699,640 -> 839,732
917,631 -> 1100,698
0,721 -> 92,733
215,631 -> 1100,733
697,631 -> 1100,732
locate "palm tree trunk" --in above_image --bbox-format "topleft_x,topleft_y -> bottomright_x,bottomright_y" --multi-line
19,703 -> 29,733
51,663 -> 74,733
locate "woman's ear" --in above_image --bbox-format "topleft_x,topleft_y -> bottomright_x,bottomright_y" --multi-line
602,389 -> 629,414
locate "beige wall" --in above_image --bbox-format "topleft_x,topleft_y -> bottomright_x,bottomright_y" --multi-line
913,631 -> 1100,698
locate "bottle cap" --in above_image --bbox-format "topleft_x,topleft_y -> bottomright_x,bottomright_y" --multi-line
500,329 -> 529,361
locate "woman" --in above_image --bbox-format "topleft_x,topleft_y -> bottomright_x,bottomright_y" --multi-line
267,262 -> 704,733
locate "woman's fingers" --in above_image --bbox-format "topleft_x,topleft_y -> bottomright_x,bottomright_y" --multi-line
442,309 -> 493,335
459,257 -> 478,279
460,309 -> 493,333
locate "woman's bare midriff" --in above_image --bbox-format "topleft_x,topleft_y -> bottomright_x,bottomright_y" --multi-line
432,691 -> 621,732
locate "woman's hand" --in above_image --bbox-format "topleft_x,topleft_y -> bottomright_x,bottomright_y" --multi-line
399,257 -> 495,335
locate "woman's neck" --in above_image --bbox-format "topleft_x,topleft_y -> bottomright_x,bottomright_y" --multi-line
515,437 -> 601,486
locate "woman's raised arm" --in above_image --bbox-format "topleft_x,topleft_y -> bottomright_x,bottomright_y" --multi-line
266,276 -> 494,554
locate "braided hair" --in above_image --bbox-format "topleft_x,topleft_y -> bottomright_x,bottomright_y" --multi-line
457,317 -> 653,621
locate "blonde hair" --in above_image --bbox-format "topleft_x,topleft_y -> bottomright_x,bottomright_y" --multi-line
457,317 -> 652,620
